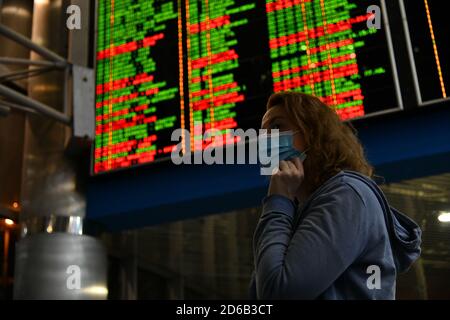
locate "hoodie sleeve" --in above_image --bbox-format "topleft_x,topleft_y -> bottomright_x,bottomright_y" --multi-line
253,183 -> 369,299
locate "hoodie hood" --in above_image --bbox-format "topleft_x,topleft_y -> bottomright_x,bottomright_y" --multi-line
342,171 -> 422,273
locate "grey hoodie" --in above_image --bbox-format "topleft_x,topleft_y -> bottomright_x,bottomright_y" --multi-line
249,170 -> 422,299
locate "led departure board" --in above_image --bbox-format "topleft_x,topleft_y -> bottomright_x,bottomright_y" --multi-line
94,0 -> 181,174
266,0 -> 400,119
93,0 -> 401,174
401,0 -> 449,104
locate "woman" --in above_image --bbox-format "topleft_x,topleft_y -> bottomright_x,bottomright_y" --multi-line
249,91 -> 422,299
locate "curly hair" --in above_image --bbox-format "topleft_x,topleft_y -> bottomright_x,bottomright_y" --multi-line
266,91 -> 374,196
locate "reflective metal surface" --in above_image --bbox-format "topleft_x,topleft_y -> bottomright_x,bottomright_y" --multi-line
14,233 -> 107,300
0,0 -> 33,90
11,0 -> 107,300
0,0 -> 31,220
21,215 -> 83,237
20,0 -> 81,221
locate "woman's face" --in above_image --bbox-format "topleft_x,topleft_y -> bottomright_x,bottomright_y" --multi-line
261,106 -> 307,152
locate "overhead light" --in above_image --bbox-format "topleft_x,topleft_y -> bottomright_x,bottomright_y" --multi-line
438,211 -> 450,223
4,219 -> 15,226
12,202 -> 19,209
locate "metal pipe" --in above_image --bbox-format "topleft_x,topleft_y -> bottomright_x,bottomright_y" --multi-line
0,24 -> 67,64
0,66 -> 53,82
0,103 -> 11,116
0,57 -> 66,68
0,99 -> 38,114
0,84 -> 71,125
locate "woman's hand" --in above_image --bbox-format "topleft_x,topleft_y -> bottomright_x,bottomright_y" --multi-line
268,157 -> 304,201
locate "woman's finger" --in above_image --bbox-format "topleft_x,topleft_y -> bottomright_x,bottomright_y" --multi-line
292,157 -> 302,171
279,160 -> 290,172
286,159 -> 297,171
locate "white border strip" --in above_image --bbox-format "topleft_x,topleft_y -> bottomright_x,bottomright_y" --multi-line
399,0 -> 450,106
381,0 -> 404,111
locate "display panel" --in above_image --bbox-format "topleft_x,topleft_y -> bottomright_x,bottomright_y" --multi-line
401,0 -> 449,104
93,0 -> 401,174
94,0 -> 181,173
266,0 -> 400,119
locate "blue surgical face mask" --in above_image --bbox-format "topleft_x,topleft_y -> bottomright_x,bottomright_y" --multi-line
259,130 -> 307,169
